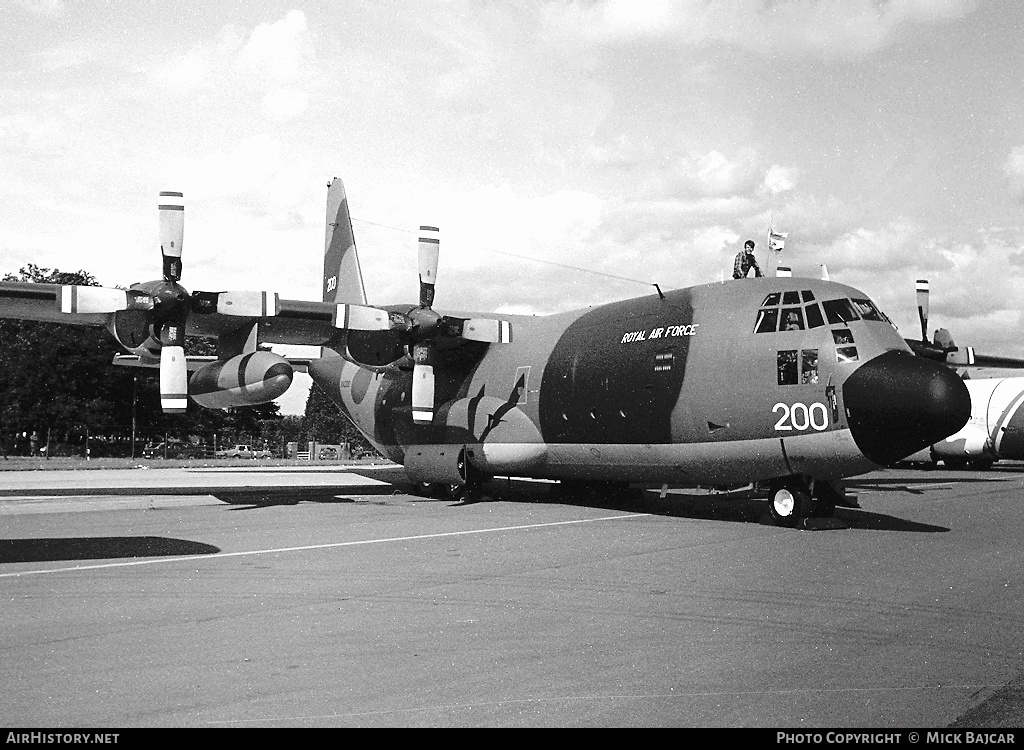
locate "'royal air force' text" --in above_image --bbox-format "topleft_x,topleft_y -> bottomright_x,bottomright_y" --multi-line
621,324 -> 699,344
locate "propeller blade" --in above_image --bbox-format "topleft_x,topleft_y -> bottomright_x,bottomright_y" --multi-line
191,290 -> 280,317
335,303 -> 391,331
411,344 -> 434,424
58,286 -> 152,314
820,264 -> 830,280
459,317 -> 513,344
159,191 -> 184,282
159,345 -> 188,413
418,225 -> 439,308
916,279 -> 929,343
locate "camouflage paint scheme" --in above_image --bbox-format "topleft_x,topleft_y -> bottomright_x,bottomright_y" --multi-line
0,178 -> 972,525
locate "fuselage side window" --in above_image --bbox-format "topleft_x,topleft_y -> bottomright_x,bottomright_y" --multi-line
805,303 -> 825,328
837,346 -> 859,363
761,292 -> 781,307
822,298 -> 861,325
755,307 -> 780,333
777,350 -> 798,385
832,329 -> 854,345
832,329 -> 858,362
801,349 -> 819,383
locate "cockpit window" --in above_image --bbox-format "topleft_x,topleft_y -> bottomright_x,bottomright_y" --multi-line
822,298 -> 861,325
851,298 -> 884,322
805,303 -> 824,328
755,307 -> 780,333
781,308 -> 804,330
756,290 -> 853,333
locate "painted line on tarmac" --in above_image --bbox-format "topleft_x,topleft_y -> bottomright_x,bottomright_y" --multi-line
0,495 -> 224,514
0,513 -> 650,578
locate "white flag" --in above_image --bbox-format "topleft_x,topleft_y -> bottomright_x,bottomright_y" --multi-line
769,231 -> 788,252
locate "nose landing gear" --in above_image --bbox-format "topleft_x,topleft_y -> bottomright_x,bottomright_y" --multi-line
766,476 -> 849,529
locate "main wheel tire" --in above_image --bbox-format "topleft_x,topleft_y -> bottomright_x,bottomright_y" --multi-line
768,485 -> 810,528
413,482 -> 456,499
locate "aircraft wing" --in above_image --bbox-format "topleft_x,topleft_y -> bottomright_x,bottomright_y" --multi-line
905,338 -> 1024,370
0,281 -> 379,349
184,297 -> 348,347
0,281 -> 112,327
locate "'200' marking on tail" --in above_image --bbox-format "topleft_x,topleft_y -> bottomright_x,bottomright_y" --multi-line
774,402 -> 829,431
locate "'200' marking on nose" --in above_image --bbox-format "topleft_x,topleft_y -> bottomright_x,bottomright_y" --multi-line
774,402 -> 829,431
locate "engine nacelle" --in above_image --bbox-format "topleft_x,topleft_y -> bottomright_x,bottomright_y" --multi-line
962,377 -> 1024,460
109,310 -> 160,356
930,423 -> 990,460
404,444 -> 488,484
925,377 -> 1024,464
189,351 -> 293,409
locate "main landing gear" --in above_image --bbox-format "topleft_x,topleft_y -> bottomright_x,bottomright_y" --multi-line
766,476 -> 848,529
412,479 -> 491,503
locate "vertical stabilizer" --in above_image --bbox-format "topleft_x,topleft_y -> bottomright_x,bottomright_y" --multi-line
323,177 -> 368,305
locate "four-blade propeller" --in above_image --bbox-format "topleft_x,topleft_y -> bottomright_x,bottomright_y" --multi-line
398,226 -> 512,424
47,192 -> 286,413
53,202 -> 512,419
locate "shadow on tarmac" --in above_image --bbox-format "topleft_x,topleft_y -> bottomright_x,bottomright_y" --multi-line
0,536 -> 221,563
407,480 -> 952,533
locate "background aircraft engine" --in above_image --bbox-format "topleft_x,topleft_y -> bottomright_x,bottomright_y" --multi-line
188,351 -> 293,410
931,424 -> 990,464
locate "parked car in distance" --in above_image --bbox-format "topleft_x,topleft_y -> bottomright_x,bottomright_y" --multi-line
216,444 -> 252,458
142,441 -> 208,459
215,444 -> 273,459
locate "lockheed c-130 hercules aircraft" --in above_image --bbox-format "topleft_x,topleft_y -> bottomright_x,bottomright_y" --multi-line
0,179 -> 972,527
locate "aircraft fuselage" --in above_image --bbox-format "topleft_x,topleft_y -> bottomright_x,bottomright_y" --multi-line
310,277 -> 969,489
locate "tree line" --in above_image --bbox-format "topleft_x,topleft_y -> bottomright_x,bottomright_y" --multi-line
0,265 -> 375,458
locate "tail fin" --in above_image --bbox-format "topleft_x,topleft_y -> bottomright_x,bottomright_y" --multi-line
323,177 -> 368,305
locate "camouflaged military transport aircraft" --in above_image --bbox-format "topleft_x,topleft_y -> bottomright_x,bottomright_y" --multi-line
0,179 -> 971,527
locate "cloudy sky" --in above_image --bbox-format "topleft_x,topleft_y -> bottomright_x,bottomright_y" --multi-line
2,0 -> 1023,413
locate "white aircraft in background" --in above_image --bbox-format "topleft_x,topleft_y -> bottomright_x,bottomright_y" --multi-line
903,280 -> 1024,469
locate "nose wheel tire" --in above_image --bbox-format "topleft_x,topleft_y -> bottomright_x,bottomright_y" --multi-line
768,485 -> 811,528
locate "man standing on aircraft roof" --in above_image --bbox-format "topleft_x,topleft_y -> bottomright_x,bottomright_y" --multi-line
733,240 -> 763,279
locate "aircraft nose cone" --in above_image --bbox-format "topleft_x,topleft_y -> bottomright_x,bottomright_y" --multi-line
843,350 -> 971,466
